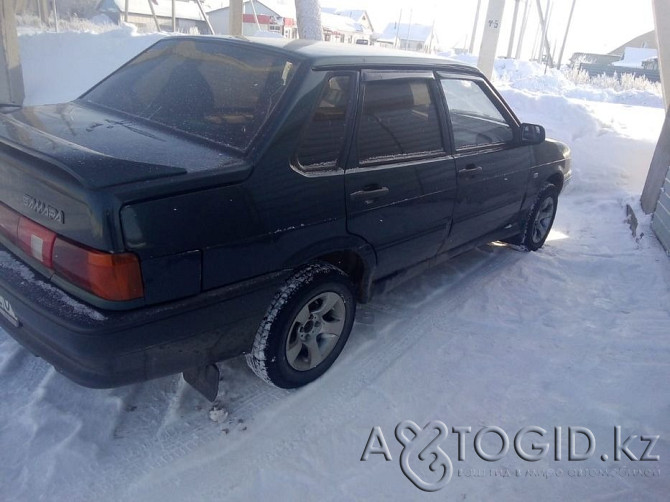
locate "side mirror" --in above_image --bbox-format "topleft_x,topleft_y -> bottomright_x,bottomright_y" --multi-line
520,123 -> 546,145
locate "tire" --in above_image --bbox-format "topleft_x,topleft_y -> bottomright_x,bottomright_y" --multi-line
521,183 -> 559,251
246,263 -> 356,388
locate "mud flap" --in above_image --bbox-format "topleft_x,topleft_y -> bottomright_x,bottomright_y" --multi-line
183,364 -> 220,401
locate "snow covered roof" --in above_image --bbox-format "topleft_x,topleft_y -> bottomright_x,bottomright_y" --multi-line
105,0 -> 206,21
378,22 -> 434,44
205,0 -> 295,19
611,47 -> 658,69
321,12 -> 367,34
322,8 -> 373,32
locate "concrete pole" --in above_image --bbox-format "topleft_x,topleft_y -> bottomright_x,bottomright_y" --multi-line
469,0 -> 483,55
507,0 -> 521,58
478,0 -> 507,79
0,0 -> 25,105
172,0 -> 176,32
641,0 -> 670,214
230,0 -> 243,37
295,0 -> 323,40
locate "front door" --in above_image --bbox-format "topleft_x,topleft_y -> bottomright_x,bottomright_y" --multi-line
438,76 -> 532,249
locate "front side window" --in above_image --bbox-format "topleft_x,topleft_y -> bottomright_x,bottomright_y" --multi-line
357,79 -> 444,164
296,75 -> 353,171
82,39 -> 298,151
440,78 -> 514,149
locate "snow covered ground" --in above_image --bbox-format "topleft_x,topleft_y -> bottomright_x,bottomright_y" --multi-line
1,28 -> 669,501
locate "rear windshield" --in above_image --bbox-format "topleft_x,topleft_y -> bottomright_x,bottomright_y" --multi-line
81,39 -> 298,150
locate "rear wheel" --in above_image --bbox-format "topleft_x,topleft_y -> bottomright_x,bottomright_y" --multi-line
246,263 -> 356,388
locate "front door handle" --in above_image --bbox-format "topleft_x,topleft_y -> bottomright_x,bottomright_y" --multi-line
350,185 -> 390,203
458,164 -> 483,179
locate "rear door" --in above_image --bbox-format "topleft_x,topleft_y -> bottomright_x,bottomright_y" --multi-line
438,76 -> 532,250
345,71 -> 458,278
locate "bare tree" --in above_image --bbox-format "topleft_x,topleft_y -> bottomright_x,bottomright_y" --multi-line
295,0 -> 322,41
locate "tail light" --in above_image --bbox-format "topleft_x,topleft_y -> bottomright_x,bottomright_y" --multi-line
0,204 -> 20,241
17,217 -> 56,268
53,239 -> 143,301
0,202 -> 143,302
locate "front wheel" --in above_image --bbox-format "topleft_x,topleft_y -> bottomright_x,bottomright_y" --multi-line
246,263 -> 356,388
522,184 -> 559,251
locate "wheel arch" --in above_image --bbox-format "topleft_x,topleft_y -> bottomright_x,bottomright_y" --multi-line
546,172 -> 564,193
282,237 -> 377,303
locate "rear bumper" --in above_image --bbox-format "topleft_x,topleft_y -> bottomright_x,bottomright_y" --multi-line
0,246 -> 287,388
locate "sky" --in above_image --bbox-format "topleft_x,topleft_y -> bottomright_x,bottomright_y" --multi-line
321,0 -> 656,62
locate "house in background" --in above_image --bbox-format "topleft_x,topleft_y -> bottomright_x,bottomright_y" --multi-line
320,11 -> 372,45
321,8 -> 374,34
575,31 -> 661,83
96,0 -> 209,33
207,0 -> 297,38
568,52 -> 621,67
376,22 -> 438,53
611,47 -> 658,70
609,30 -> 657,57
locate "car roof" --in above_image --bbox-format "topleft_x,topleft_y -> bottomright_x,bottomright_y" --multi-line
168,35 -> 483,75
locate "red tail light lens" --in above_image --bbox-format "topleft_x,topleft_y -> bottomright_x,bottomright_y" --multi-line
0,202 -> 143,302
0,204 -> 20,243
52,238 -> 144,302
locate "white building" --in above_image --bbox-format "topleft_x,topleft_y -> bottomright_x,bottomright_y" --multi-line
376,22 -> 438,53
207,0 -> 297,38
96,0 -> 209,33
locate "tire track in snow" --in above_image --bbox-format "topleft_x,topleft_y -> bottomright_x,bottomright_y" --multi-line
118,246 -> 523,500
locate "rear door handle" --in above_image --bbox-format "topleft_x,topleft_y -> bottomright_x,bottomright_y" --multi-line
458,164 -> 483,178
350,185 -> 390,203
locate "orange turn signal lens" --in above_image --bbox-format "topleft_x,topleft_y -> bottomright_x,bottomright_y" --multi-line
52,238 -> 144,302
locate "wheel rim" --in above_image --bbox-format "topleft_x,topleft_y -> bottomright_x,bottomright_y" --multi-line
531,197 -> 555,244
285,291 -> 346,371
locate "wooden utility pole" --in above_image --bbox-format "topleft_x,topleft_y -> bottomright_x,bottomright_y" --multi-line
0,0 -> 25,105
146,0 -> 161,31
556,0 -> 577,69
469,0 -> 482,54
515,0 -> 531,60
37,0 -> 49,24
194,0 -> 214,34
535,0 -> 554,67
507,0 -> 521,58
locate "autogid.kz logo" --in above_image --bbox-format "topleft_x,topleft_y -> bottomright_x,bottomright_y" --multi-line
360,422 -> 661,492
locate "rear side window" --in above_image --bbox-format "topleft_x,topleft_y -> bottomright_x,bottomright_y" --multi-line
296,75 -> 353,171
82,39 -> 297,151
440,78 -> 514,149
357,79 -> 444,163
